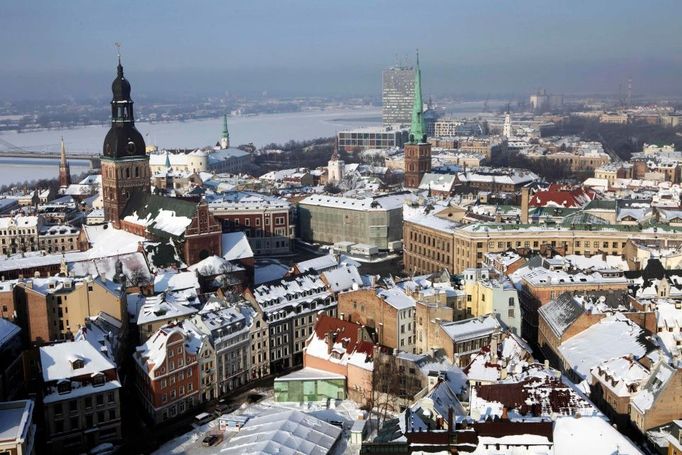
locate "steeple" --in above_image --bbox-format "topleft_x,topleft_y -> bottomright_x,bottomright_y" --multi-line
58,137 -> 71,187
219,114 -> 230,149
60,137 -> 68,166
103,53 -> 146,159
409,51 -> 426,144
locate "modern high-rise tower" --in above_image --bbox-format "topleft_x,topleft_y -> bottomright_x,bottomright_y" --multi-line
101,56 -> 150,227
382,65 -> 415,126
403,52 -> 431,189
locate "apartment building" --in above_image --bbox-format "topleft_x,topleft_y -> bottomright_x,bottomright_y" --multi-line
337,287 -> 416,352
403,210 -> 682,277
133,325 -> 200,423
40,340 -> 122,454
245,273 -> 337,374
14,276 -> 126,346
208,192 -> 295,256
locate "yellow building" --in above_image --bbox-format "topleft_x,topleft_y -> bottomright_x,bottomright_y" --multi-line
404,212 -> 682,276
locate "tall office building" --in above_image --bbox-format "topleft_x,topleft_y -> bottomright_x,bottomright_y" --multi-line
382,66 -> 415,126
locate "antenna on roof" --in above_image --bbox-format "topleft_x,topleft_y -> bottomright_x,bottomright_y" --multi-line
114,42 -> 122,64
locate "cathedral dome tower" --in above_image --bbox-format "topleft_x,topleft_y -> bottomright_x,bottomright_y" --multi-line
101,53 -> 151,227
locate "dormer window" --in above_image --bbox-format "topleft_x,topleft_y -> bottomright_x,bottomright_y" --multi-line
69,355 -> 85,370
57,380 -> 72,394
92,373 -> 105,387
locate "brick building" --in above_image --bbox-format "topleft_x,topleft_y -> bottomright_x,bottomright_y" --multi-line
133,325 -> 201,423
13,276 -> 126,346
121,194 -> 222,266
337,287 -> 416,352
208,192 -> 294,256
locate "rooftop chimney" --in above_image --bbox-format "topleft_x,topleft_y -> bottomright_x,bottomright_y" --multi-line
520,187 -> 530,224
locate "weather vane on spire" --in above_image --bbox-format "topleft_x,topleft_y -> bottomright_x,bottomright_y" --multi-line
115,42 -> 121,64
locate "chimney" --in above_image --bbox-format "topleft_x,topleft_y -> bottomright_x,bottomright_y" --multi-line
448,407 -> 453,431
520,187 -> 529,224
501,406 -> 509,421
325,332 -> 334,355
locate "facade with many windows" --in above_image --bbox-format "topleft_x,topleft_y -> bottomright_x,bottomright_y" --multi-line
208,192 -> 294,256
133,326 -> 200,424
0,215 -> 80,256
246,273 -> 337,374
39,340 -> 122,454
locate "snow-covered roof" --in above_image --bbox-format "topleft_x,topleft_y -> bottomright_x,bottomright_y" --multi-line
252,273 -> 331,316
0,215 -> 39,229
295,255 -> 338,273
377,287 -> 416,310
553,416 -> 642,455
418,173 -> 456,192
0,400 -> 34,446
0,318 -> 20,348
83,223 -> 145,256
153,271 -> 200,293
440,315 -> 501,343
135,325 -> 199,374
631,362 -> 676,414
558,314 -> 649,379
321,264 -> 363,293
40,340 -> 116,382
299,192 -> 413,212
188,255 -> 240,276
590,356 -> 649,398
136,294 -> 198,326
274,367 -> 346,382
218,409 -> 342,455
221,232 -> 253,261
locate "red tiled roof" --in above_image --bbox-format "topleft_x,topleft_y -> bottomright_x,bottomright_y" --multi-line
529,184 -> 596,208
313,314 -> 375,356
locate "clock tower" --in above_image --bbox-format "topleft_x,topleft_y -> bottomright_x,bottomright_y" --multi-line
101,56 -> 150,227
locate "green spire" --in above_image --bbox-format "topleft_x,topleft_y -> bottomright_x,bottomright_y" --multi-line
410,50 -> 426,143
222,113 -> 230,140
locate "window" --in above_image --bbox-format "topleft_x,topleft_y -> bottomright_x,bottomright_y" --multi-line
96,394 -> 104,406
508,297 -> 515,306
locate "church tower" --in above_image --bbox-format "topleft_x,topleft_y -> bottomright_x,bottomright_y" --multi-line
327,145 -> 344,184
58,137 -> 71,188
219,114 -> 230,149
101,55 -> 150,227
403,52 -> 431,189
503,105 -> 512,139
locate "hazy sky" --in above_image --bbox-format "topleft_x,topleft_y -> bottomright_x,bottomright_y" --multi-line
2,0 -> 682,100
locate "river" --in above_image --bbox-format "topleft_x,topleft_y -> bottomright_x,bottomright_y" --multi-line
0,108 -> 381,186
0,102 -> 498,187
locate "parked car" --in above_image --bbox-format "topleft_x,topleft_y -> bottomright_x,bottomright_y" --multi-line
202,434 -> 220,447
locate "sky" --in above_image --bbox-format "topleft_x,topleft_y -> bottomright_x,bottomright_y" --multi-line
2,0 -> 682,100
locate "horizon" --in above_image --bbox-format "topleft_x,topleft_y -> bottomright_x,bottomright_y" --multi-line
2,0 -> 682,101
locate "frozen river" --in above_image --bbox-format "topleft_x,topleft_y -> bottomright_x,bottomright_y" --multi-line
0,108 -> 380,186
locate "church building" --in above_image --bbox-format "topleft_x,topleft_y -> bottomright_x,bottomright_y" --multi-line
403,52 -> 432,188
100,56 -> 222,265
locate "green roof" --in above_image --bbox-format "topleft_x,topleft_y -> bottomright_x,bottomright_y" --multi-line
122,193 -> 197,239
584,199 -> 617,210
